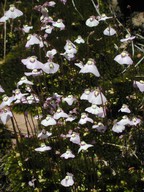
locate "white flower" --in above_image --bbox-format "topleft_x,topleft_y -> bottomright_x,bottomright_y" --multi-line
24,69 -> 42,77
92,122 -> 107,132
70,132 -> 80,145
53,108 -> 68,119
0,95 -> 15,109
53,19 -> 65,30
134,80 -> 144,92
120,34 -> 135,42
4,4 -> 23,19
46,49 -> 57,58
66,115 -> 76,122
42,61 -> 59,74
80,89 -> 91,100
130,117 -> 141,126
63,95 -> 76,105
86,16 -> 99,27
114,51 -> 133,65
74,61 -> 84,69
0,85 -> 5,93
35,143 -> 51,152
103,27 -> 116,36
21,56 -> 43,70
112,123 -> 125,133
85,104 -> 104,116
25,34 -> 41,48
0,15 -> 8,22
0,108 -> 13,124
41,115 -> 56,126
99,13 -> 112,21
78,141 -> 93,153
38,129 -> 52,139
61,173 -> 74,187
119,104 -> 131,113
117,115 -> 131,126
22,25 -> 33,33
17,76 -> 33,87
88,89 -> 107,105
74,35 -> 85,44
78,113 -> 93,124
60,149 -> 75,159
79,58 -> 100,77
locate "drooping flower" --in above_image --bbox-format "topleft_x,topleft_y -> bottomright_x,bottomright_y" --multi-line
120,34 -> 135,42
98,13 -> 112,21
4,4 -> 23,19
24,69 -> 42,77
88,89 -> 107,105
92,122 -> 107,132
79,58 -> 100,77
69,132 -> 80,145
0,85 -> 4,93
46,49 -> 57,59
80,88 -> 91,100
0,108 -> 13,124
42,61 -> 59,74
119,104 -> 131,113
112,123 -> 125,133
134,80 -> 144,92
60,149 -> 75,159
74,35 -> 85,44
22,25 -> 33,33
85,104 -> 104,116
53,19 -> 65,30
114,51 -> 133,65
86,16 -> 99,27
21,56 -> 43,70
17,76 -> 33,87
117,115 -> 131,126
41,115 -> 56,126
61,173 -> 74,187
103,27 -> 116,36
35,143 -> 51,152
78,113 -> 93,125
63,95 -> 76,106
53,108 -> 68,119
0,95 -> 15,109
25,34 -> 41,48
78,141 -> 93,153
37,129 -> 52,139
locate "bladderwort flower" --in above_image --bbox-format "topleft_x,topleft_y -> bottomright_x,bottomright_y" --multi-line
118,104 -> 131,113
0,15 -> 8,22
17,76 -> 33,87
66,115 -> 76,122
103,26 -> 116,36
22,25 -> 33,33
74,35 -> 85,44
46,49 -> 57,59
85,104 -> 104,116
130,117 -> 141,126
88,89 -> 107,105
86,16 -> 99,27
78,141 -> 93,153
61,173 -> 74,187
134,80 -> 144,92
25,34 -> 42,48
35,143 -> 52,152
74,61 -> 84,69
64,40 -> 77,55
0,107 -> 13,125
42,25 -> 54,34
4,4 -> 23,19
13,89 -> 28,101
41,115 -> 56,126
79,58 -> 100,77
98,13 -> 112,21
92,122 -> 107,133
37,129 -> 52,139
69,132 -> 81,145
62,95 -> 76,106
21,56 -> 43,70
23,94 -> 39,104
53,108 -> 69,119
78,113 -> 93,125
120,34 -> 135,42
117,115 -> 132,126
114,51 -> 133,65
0,94 -> 15,109
112,123 -> 125,133
0,85 -> 4,93
24,69 -> 43,77
53,19 -> 65,30
59,0 -> 67,4
42,61 -> 59,74
80,88 -> 91,100
60,149 -> 75,159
